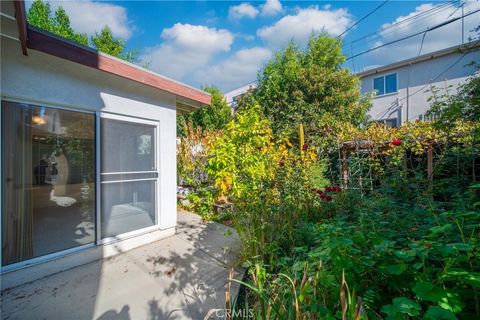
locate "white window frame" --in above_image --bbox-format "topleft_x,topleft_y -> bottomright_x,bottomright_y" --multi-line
96,112 -> 161,245
373,73 -> 398,97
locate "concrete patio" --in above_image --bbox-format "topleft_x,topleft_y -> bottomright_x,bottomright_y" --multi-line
1,211 -> 243,320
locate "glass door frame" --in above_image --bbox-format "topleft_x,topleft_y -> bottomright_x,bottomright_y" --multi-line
96,112 -> 161,245
0,98 -> 97,272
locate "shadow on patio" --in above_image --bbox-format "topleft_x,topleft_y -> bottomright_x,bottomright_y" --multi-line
1,211 -> 242,320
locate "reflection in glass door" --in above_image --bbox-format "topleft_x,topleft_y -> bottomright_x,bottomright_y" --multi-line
1,101 -> 95,266
100,114 -> 158,239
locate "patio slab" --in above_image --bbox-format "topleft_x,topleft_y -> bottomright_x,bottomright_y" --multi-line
1,211 -> 243,320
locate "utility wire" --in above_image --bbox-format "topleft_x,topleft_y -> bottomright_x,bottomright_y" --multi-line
417,32 -> 427,57
376,39 -> 479,120
345,8 -> 480,61
397,39 -> 480,103
447,0 -> 465,18
343,0 -> 458,50
337,0 -> 390,38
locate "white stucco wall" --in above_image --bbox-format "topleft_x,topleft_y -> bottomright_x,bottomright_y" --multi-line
360,48 -> 480,123
1,36 -> 178,230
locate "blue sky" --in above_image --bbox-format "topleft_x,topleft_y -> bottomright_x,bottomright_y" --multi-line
38,1 -> 480,91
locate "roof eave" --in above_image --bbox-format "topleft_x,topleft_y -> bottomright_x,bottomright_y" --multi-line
356,42 -> 480,78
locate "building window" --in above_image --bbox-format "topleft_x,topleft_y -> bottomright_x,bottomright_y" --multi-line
1,101 -> 95,266
373,73 -> 397,96
373,77 -> 384,95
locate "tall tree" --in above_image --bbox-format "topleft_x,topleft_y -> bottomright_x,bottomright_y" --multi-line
53,7 -> 88,46
27,0 -> 88,46
27,0 -> 138,63
177,86 -> 232,136
91,26 -> 138,63
27,0 -> 54,33
253,33 -> 371,143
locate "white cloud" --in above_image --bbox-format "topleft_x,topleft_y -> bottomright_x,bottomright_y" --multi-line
195,47 -> 272,91
229,3 -> 259,19
362,2 -> 480,65
141,24 -> 234,81
257,6 -> 352,48
47,1 -> 132,39
261,0 -> 283,17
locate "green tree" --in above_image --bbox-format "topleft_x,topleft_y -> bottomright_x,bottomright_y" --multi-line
27,0 -> 54,32
27,0 -> 138,63
91,26 -> 138,63
27,0 -> 88,46
53,7 -> 88,46
253,33 -> 370,144
177,86 -> 232,136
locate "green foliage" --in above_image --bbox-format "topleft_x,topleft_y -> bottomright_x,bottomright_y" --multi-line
27,0 -> 139,63
253,34 -> 371,144
207,105 -> 275,197
27,0 -> 88,46
177,86 -> 231,136
173,24 -> 480,320
428,71 -> 480,133
184,187 -> 216,220
231,179 -> 480,319
91,26 -> 139,63
382,297 -> 422,319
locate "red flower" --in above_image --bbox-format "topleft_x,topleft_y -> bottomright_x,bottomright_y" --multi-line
302,144 -> 308,151
332,186 -> 342,192
323,195 -> 333,201
391,139 -> 402,146
278,160 -> 284,167
325,186 -> 332,192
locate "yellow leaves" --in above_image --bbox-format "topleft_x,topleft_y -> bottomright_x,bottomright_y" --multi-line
337,119 -> 478,160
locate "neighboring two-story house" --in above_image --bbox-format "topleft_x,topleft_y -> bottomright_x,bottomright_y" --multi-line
358,42 -> 480,127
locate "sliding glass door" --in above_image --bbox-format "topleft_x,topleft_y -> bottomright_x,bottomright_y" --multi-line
1,101 -> 95,266
1,102 -> 159,266
100,114 -> 159,239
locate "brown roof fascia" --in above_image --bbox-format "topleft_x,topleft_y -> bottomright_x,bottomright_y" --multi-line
26,27 -> 211,107
13,0 -> 28,55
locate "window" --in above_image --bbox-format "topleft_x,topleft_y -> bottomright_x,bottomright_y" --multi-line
373,77 -> 384,95
100,116 -> 158,238
373,73 -> 397,96
1,101 -> 95,266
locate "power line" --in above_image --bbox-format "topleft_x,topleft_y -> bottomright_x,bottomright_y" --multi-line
417,32 -> 427,57
344,0 -> 457,47
376,40 -> 479,120
345,8 -> 480,61
398,39 -> 480,104
337,0 -> 389,38
342,0 -> 458,50
447,0 -> 465,18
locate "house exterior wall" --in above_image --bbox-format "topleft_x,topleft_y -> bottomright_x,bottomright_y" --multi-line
360,48 -> 480,124
1,36 -> 178,287
224,83 -> 257,107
